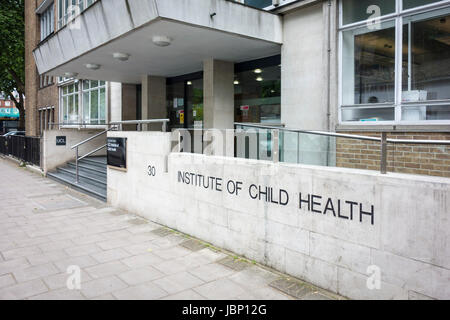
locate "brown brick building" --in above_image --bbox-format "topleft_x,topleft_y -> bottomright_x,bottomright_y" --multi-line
25,0 -> 59,137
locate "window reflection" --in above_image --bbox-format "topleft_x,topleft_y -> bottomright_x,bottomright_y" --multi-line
342,21 -> 396,110
402,13 -> 450,102
234,65 -> 281,124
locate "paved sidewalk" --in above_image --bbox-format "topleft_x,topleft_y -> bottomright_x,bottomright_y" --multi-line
0,158 -> 342,300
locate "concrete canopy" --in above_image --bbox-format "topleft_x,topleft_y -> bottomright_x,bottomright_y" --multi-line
33,0 -> 283,83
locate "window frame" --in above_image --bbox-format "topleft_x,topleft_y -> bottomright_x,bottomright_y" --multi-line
40,3 -> 54,41
338,0 -> 450,125
57,0 -> 97,30
58,79 -> 108,129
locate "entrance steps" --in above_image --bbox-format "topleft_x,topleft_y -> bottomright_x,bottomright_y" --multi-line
47,156 -> 107,201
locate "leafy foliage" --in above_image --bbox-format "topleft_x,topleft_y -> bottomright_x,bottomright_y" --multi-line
0,0 -> 25,127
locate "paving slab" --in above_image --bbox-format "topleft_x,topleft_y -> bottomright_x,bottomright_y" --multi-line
0,158 -> 341,300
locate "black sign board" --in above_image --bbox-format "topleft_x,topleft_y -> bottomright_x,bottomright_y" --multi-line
56,136 -> 66,146
107,137 -> 127,169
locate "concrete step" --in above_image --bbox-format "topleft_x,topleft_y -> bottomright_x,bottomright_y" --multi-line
47,156 -> 107,202
67,162 -> 107,176
56,167 -> 106,188
80,157 -> 107,168
47,171 -> 107,201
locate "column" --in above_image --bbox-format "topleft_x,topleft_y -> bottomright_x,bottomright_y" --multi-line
203,59 -> 234,130
141,75 -> 166,131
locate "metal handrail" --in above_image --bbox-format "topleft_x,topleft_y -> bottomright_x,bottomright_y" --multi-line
234,122 -> 450,145
71,127 -> 116,150
234,122 -> 450,174
110,119 -> 170,132
71,126 -> 117,184
78,144 -> 107,162
48,122 -> 117,130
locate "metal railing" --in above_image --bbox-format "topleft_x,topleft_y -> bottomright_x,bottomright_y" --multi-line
109,119 -> 170,132
68,119 -> 169,183
71,127 -> 117,183
0,135 -> 41,166
234,122 -> 450,174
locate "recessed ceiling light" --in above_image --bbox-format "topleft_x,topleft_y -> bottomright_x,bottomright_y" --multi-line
187,81 -> 192,85
153,36 -> 172,47
234,80 -> 240,85
64,72 -> 78,78
254,69 -> 262,74
113,52 -> 130,61
85,64 -> 100,70
256,77 -> 263,82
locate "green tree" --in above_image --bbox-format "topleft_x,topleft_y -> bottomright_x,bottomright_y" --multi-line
0,0 -> 25,129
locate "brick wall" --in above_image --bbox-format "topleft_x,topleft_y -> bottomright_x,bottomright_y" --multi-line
336,132 -> 450,178
25,0 -> 59,137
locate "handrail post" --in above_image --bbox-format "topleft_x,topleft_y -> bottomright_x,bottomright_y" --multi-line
272,129 -> 279,163
76,147 -> 79,183
380,132 -> 387,174
162,121 -> 167,132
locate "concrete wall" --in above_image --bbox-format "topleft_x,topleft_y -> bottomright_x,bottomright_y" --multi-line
42,129 -> 107,174
107,131 -> 450,300
281,2 -> 338,131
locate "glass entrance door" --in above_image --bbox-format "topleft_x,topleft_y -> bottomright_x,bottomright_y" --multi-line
187,79 -> 203,129
167,73 -> 203,129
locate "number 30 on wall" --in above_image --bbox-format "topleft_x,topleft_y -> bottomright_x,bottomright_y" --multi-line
147,165 -> 156,177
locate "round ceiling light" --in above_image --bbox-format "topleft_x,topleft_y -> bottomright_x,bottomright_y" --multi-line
254,69 -> 262,74
187,81 -> 192,85
234,80 -> 240,85
152,36 -> 172,47
85,63 -> 101,70
256,76 -> 263,82
113,52 -> 130,61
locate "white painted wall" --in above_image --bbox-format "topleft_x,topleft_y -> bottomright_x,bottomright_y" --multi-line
107,131 -> 450,300
42,129 -> 107,174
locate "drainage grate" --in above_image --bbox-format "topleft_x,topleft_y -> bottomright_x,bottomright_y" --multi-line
217,256 -> 250,271
269,278 -> 331,300
150,227 -> 172,237
179,239 -> 207,252
127,218 -> 148,225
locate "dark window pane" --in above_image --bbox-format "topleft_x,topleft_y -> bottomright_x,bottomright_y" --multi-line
234,64 -> 281,124
244,0 -> 272,9
342,22 -> 396,105
403,0 -> 442,10
343,0 -> 395,25
342,107 -> 395,122
402,13 -> 450,101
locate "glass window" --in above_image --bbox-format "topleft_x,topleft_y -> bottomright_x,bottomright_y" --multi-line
402,11 -> 450,102
340,1 -> 450,124
342,0 -> 395,25
58,0 -> 98,29
60,79 -> 106,125
342,20 -> 396,106
244,0 -> 272,9
40,4 -> 54,41
234,64 -> 281,124
60,83 -> 80,124
403,0 -> 443,10
81,80 -> 106,125
342,107 -> 395,122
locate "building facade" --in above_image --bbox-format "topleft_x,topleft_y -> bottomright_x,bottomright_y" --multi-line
23,0 -> 450,300
27,0 -> 450,177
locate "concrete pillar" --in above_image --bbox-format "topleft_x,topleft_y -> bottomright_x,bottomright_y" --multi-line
203,59 -> 234,129
141,75 -> 166,131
